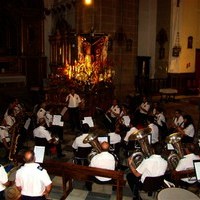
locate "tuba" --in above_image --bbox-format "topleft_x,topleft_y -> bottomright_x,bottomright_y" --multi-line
128,127 -> 153,167
166,132 -> 184,170
83,132 -> 102,161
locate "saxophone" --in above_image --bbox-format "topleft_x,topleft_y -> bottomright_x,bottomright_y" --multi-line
8,123 -> 20,161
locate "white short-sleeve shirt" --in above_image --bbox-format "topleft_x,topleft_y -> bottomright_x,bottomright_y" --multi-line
15,163 -> 52,196
124,127 -> 138,142
136,155 -> 168,183
90,152 -> 115,181
37,108 -> 46,123
176,153 -> 200,183
184,124 -> 195,137
108,132 -> 121,144
72,133 -> 91,149
148,123 -> 159,144
0,165 -> 8,192
66,94 -> 81,108
0,129 -> 10,143
33,126 -> 52,141
173,115 -> 184,127
139,102 -> 150,114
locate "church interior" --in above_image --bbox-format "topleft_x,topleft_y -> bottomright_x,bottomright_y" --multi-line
1,0 -> 200,199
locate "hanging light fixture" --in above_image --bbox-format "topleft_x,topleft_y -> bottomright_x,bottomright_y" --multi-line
172,0 -> 181,57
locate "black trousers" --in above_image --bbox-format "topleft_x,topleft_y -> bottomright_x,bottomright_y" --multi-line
21,195 -> 46,200
126,172 -> 141,198
0,190 -> 5,200
68,107 -> 81,131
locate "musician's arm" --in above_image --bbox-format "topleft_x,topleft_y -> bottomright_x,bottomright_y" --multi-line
128,157 -> 141,177
43,183 -> 52,197
16,186 -> 22,192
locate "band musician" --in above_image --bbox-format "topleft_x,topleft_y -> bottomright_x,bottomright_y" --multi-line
0,164 -> 9,199
66,88 -> 82,132
85,141 -> 116,191
126,145 -> 168,200
175,143 -> 200,186
15,150 -> 52,200
72,123 -> 92,165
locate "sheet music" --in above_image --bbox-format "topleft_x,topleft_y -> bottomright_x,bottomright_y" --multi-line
52,115 -> 64,126
194,161 -> 200,181
82,117 -> 94,127
24,118 -> 31,130
167,143 -> 174,150
34,146 -> 45,163
60,107 -> 68,116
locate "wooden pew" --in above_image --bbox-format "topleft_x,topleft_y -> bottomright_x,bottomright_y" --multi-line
41,160 -> 126,200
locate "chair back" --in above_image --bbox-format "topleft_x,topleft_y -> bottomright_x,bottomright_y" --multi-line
75,147 -> 93,158
142,175 -> 165,192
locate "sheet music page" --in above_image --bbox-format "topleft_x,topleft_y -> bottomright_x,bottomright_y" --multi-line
52,115 -> 62,126
83,117 -> 94,127
34,146 -> 45,163
60,107 -> 68,116
194,161 -> 200,181
24,118 -> 31,130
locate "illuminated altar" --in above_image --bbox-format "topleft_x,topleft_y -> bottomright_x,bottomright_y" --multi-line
48,33 -> 115,113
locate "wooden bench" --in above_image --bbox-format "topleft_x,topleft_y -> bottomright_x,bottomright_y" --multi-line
41,160 -> 126,200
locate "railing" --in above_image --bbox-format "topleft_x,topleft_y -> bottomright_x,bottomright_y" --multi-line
135,73 -> 196,95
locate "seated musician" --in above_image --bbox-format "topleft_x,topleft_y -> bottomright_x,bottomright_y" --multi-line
126,145 -> 168,200
177,115 -> 195,143
123,120 -> 138,154
72,123 -> 92,165
116,104 -> 131,133
135,95 -> 150,126
45,105 -> 64,142
0,163 -> 9,199
154,107 -> 168,141
36,102 -> 47,124
175,143 -> 200,186
168,109 -> 184,135
108,126 -> 122,158
147,116 -> 159,146
33,118 -> 65,158
85,141 -> 116,191
0,127 -> 10,154
3,109 -> 16,130
106,99 -> 120,130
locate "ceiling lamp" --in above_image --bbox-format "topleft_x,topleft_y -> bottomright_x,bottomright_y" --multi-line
84,0 -> 92,6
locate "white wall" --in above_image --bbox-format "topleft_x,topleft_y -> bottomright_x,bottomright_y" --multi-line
138,0 -> 157,78
168,0 -> 200,73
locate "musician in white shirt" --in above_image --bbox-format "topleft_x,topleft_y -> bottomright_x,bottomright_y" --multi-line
66,88 -> 82,132
106,99 -> 120,130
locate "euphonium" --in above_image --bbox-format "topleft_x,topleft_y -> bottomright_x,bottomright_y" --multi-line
83,132 -> 102,161
166,132 -> 184,170
128,127 -> 153,167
